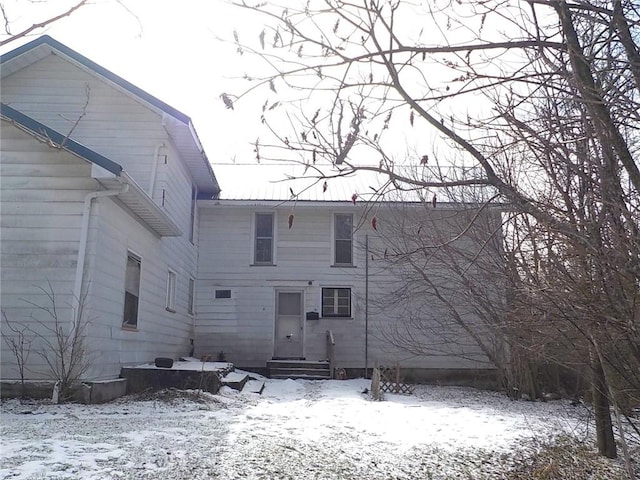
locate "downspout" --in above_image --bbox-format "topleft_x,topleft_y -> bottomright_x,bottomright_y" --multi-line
148,142 -> 165,198
365,234 -> 369,379
71,184 -> 129,326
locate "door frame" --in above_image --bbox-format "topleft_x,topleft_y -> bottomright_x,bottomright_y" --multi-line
273,289 -> 305,359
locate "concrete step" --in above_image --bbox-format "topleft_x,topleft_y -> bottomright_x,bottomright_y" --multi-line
267,360 -> 329,368
221,371 -> 249,391
270,374 -> 331,380
268,367 -> 331,376
267,360 -> 331,380
242,379 -> 266,394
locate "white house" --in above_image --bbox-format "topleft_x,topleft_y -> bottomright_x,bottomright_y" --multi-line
1,36 -> 219,382
196,193 -> 503,382
1,36 -> 502,388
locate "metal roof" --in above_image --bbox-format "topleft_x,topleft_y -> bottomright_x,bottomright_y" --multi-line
0,35 -> 220,196
212,163 -> 390,202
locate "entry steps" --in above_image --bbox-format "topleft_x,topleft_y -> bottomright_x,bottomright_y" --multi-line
267,360 -> 331,380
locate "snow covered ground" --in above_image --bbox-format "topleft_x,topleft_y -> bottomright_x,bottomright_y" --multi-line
0,377 -> 615,479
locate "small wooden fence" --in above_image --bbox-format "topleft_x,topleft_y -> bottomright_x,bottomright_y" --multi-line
371,364 -> 415,400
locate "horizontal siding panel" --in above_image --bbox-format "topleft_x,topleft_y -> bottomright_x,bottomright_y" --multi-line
1,227 -> 82,242
1,213 -> 82,228
0,163 -> 94,177
1,190 -> 91,202
1,176 -> 98,190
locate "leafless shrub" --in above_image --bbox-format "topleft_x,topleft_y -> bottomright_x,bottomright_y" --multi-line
1,309 -> 35,398
21,283 -> 93,403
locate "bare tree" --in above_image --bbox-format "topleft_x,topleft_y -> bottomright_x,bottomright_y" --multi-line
227,0 -> 639,464
0,0 -> 140,47
0,0 -> 90,46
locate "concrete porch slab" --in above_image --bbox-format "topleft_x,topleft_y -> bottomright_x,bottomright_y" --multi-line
121,360 -> 234,395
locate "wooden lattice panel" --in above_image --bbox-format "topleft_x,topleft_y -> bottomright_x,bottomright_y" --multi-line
378,365 -> 415,395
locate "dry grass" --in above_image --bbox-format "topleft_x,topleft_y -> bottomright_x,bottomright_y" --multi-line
504,437 -> 636,480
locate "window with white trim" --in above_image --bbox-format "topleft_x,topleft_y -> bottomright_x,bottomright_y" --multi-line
254,212 -> 274,264
123,253 -> 141,328
334,214 -> 353,265
322,288 -> 351,317
187,277 -> 195,315
166,270 -> 176,312
189,184 -> 197,244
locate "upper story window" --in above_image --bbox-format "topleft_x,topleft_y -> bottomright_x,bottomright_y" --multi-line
166,270 -> 176,312
254,212 -> 274,265
123,252 -> 141,329
188,277 -> 195,315
334,213 -> 353,265
189,184 -> 197,244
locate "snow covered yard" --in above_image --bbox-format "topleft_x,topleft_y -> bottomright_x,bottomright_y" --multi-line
0,378 -> 630,479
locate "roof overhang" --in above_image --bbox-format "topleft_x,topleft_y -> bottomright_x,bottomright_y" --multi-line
98,173 -> 183,237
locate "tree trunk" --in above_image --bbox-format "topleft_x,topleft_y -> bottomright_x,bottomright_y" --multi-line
592,355 -> 617,458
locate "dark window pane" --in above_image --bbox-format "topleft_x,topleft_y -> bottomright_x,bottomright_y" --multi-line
123,254 -> 141,327
256,213 -> 273,237
255,213 -> 274,264
123,291 -> 139,327
335,240 -> 352,264
215,289 -> 231,299
335,214 -> 352,239
255,238 -> 273,263
125,255 -> 141,295
278,292 -> 301,316
334,214 -> 352,264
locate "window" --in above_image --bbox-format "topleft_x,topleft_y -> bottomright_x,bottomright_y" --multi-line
188,277 -> 195,315
123,253 -> 141,328
215,289 -> 231,299
166,270 -> 176,312
334,214 -> 353,265
322,288 -> 351,317
189,184 -> 197,244
254,212 -> 274,264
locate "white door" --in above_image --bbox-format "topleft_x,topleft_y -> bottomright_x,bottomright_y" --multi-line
274,291 -> 304,359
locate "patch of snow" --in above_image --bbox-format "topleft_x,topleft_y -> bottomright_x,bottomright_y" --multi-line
221,372 -> 247,383
0,379 -> 603,479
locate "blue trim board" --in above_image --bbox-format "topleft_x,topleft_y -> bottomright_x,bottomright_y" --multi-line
1,102 -> 123,176
1,35 -> 191,125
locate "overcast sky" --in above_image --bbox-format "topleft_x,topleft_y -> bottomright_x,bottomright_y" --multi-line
1,0 -> 490,200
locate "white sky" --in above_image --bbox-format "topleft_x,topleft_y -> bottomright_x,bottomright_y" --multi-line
1,0 -> 515,199
1,0 -> 277,193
